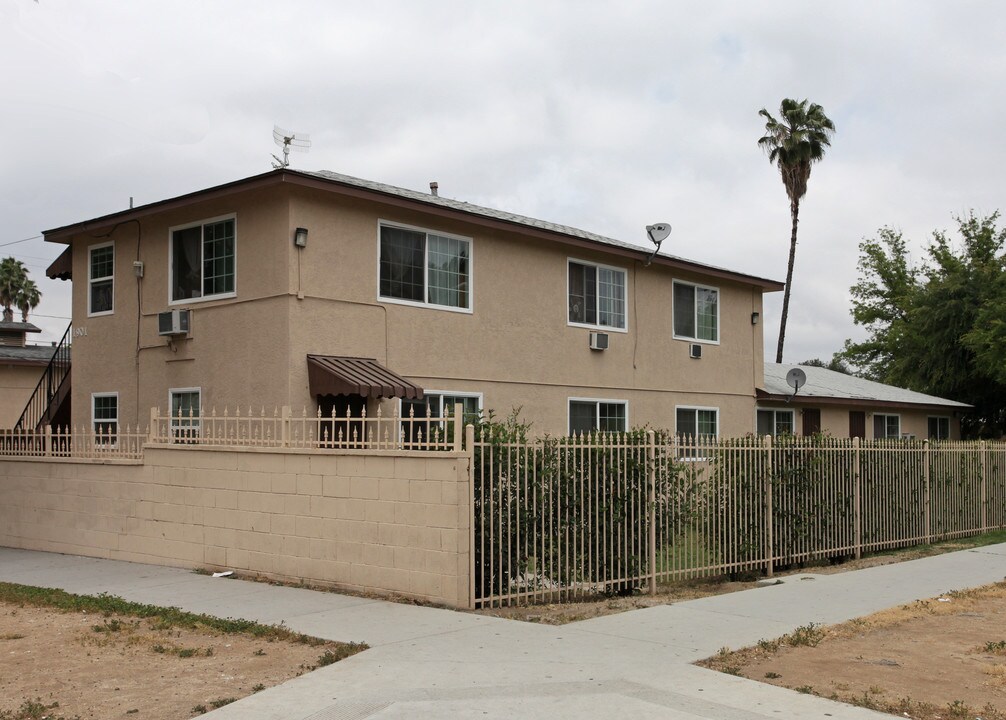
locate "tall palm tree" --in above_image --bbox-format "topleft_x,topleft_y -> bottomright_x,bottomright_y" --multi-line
759,99 -> 835,363
0,257 -> 29,323
16,278 -> 41,322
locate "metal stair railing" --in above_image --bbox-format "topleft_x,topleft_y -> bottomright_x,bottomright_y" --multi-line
13,323 -> 72,432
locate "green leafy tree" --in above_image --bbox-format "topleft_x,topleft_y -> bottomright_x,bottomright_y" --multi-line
799,357 -> 852,374
0,257 -> 43,323
0,257 -> 30,323
758,99 -> 836,364
841,213 -> 1006,437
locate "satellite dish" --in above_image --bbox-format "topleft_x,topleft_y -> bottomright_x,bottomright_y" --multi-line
646,223 -> 672,244
272,125 -> 312,169
785,368 -> 807,402
644,222 -> 671,266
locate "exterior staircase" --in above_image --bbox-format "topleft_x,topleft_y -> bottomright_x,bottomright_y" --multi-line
14,323 -> 71,432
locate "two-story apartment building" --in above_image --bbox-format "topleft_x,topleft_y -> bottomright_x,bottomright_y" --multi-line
41,168 -> 782,437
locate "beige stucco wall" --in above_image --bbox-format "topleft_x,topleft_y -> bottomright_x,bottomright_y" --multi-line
0,446 -> 472,607
0,364 -> 46,427
63,181 -> 771,436
757,401 -> 963,440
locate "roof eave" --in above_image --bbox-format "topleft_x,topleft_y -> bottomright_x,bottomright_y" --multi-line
756,389 -> 972,411
42,168 -> 784,291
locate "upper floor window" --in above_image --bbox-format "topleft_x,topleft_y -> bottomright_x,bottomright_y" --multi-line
568,260 -> 626,330
88,243 -> 114,316
757,408 -> 794,436
874,413 -> 901,439
379,223 -> 471,310
569,398 -> 627,434
928,416 -> 950,440
170,216 -> 236,303
673,281 -> 718,343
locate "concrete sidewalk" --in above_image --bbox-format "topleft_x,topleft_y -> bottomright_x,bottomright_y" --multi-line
2,544 -> 1005,719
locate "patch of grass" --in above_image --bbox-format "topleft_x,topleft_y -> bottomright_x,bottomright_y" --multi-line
150,642 -> 213,658
190,704 -> 207,715
983,639 -> 1006,654
208,698 -> 236,709
315,645 -> 363,667
764,671 -> 781,679
91,618 -> 127,633
795,685 -> 813,694
0,582 -> 351,649
253,648 -> 266,656
252,683 -> 265,693
786,622 -> 825,647
0,699 -> 71,720
0,633 -> 25,640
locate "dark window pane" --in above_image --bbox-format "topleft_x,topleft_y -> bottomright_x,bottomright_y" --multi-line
172,226 -> 203,300
568,263 -> 596,324
598,402 -> 626,432
757,410 -> 773,436
569,401 -> 597,434
676,408 -> 696,437
673,283 -> 695,337
380,226 -> 425,302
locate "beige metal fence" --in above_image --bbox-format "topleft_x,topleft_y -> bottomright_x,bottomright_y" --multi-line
0,425 -> 146,460
147,404 -> 464,451
471,432 -> 1006,608
0,405 -> 465,460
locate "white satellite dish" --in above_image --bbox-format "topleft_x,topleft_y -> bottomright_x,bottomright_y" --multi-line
785,368 -> 807,402
272,126 -> 312,169
644,222 -> 671,266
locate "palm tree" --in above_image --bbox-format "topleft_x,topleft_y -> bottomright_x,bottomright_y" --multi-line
0,257 -> 29,323
16,278 -> 41,322
759,99 -> 835,363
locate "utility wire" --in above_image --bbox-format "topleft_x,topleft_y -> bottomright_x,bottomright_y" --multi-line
0,235 -> 42,248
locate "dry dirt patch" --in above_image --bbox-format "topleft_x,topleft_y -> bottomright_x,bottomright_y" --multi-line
700,582 -> 1006,720
0,587 -> 365,720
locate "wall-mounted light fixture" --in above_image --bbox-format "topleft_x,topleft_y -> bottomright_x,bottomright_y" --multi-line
294,227 -> 309,248
751,311 -> 760,325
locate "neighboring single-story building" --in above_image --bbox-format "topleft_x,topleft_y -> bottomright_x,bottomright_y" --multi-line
757,363 -> 970,440
0,321 -> 61,428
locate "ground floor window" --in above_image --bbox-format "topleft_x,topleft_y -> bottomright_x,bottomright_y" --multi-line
928,416 -> 950,440
91,393 -> 118,444
874,413 -> 901,439
402,391 -> 482,444
756,408 -> 795,437
170,388 -> 201,441
676,406 -> 718,439
568,399 -> 627,435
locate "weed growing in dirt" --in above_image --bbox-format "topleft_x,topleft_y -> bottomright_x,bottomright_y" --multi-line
0,699 -> 71,720
787,623 -> 824,647
982,639 -> 1006,654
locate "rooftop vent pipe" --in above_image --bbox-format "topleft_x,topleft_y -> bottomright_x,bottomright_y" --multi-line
430,181 -> 439,196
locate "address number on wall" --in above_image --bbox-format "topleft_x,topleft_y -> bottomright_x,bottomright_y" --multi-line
73,327 -> 87,338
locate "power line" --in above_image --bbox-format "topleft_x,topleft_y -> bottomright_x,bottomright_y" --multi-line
0,236 -> 42,250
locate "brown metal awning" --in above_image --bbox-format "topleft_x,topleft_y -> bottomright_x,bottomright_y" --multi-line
47,246 -> 72,280
307,355 -> 424,400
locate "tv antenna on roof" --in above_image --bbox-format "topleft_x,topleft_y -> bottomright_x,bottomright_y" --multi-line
644,223 -> 671,266
272,126 -> 311,169
785,367 -> 807,403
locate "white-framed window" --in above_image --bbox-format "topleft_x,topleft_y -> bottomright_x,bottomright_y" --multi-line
169,388 -> 201,441
675,406 -> 719,438
88,242 -> 114,316
673,280 -> 719,343
756,408 -> 795,436
928,416 -> 950,440
378,222 -> 472,311
874,413 -> 901,439
91,392 -> 118,444
567,259 -> 627,331
401,391 -> 482,444
568,398 -> 628,434
169,215 -> 236,303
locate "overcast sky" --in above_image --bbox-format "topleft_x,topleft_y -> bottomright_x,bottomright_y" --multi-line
3,1 -> 1003,365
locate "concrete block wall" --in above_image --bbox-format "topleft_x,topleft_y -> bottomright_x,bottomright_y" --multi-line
0,446 -> 472,608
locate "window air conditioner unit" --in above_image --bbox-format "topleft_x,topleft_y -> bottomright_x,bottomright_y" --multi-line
589,332 -> 609,351
689,343 -> 702,359
158,309 -> 191,336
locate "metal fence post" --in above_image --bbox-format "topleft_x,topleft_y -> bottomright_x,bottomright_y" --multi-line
647,430 -> 657,595
980,440 -> 988,531
466,422 -> 477,610
281,405 -> 291,447
923,438 -> 931,544
853,436 -> 862,560
764,434 -> 773,578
